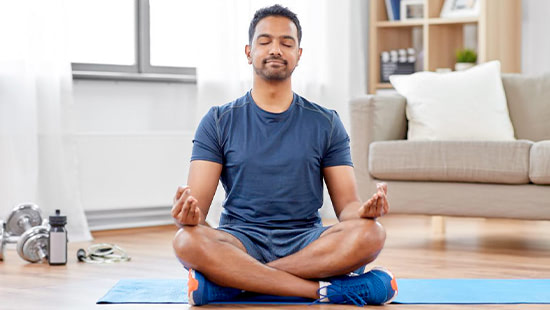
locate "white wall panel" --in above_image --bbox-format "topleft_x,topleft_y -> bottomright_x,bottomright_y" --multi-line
75,133 -> 193,211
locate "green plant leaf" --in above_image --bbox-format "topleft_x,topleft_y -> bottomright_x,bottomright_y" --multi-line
456,48 -> 477,63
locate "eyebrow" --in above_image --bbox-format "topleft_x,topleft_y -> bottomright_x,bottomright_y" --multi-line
256,34 -> 296,42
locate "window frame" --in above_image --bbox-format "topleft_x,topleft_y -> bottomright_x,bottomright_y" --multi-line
72,0 -> 196,83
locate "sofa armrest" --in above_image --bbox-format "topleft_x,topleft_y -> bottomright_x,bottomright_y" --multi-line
349,95 -> 407,180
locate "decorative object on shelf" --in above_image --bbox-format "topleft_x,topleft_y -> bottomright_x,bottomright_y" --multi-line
384,0 -> 401,21
455,48 -> 477,71
440,0 -> 480,18
436,68 -> 453,73
401,0 -> 424,20
381,48 -> 416,82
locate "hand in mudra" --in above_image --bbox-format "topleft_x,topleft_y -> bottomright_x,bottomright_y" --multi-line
172,185 -> 202,226
358,182 -> 389,219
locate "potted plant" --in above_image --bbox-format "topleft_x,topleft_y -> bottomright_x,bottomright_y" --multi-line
455,48 -> 477,71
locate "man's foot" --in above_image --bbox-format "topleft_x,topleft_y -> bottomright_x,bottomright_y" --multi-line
187,269 -> 243,306
318,267 -> 398,306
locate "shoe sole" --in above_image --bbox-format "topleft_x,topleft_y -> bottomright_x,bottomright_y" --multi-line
188,269 -> 200,306
371,266 -> 398,304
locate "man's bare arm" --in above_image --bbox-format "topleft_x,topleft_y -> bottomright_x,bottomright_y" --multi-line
171,160 -> 222,226
323,166 -> 389,222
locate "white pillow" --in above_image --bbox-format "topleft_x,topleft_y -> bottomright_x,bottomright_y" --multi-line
389,61 -> 516,141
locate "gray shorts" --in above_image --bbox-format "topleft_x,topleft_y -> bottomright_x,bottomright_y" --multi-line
217,224 -> 329,264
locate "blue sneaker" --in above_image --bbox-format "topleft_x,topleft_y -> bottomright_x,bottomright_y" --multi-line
187,269 -> 243,306
319,267 -> 398,306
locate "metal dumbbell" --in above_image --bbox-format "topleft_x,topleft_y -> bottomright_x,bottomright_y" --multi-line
17,225 -> 49,263
1,203 -> 45,262
6,203 -> 43,238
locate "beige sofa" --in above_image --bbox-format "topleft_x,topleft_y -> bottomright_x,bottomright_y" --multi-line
350,74 -> 550,220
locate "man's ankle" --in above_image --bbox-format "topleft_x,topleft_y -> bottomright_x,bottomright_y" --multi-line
318,280 -> 331,302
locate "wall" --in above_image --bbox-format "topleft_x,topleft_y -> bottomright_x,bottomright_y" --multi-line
72,80 -> 196,215
522,0 -> 550,75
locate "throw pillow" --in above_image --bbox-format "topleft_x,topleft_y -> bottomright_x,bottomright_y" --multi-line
501,73 -> 550,141
389,61 -> 516,141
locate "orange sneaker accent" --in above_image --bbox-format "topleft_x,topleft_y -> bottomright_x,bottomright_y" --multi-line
391,277 -> 398,292
188,269 -> 199,297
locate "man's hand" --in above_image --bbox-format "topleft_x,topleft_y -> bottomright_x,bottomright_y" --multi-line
357,182 -> 389,219
172,185 -> 202,226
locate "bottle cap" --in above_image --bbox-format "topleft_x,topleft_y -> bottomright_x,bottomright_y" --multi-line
49,209 -> 67,226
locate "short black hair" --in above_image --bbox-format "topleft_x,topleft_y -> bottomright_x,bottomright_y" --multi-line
248,4 -> 302,45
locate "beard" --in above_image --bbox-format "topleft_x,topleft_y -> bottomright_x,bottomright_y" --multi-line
253,57 -> 296,81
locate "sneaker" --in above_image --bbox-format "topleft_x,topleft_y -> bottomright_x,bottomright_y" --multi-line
319,267 -> 398,306
187,269 -> 243,306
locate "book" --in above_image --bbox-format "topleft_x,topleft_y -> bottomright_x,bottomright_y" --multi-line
384,0 -> 401,21
391,0 -> 401,20
384,0 -> 394,20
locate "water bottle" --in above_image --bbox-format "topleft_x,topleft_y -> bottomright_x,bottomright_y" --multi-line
48,209 -> 67,265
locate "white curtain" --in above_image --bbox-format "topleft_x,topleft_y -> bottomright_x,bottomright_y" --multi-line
0,0 -> 91,241
192,0 -> 369,224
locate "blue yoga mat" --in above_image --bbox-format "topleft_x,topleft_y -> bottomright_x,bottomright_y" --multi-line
394,279 -> 550,304
97,279 -> 186,304
97,278 -> 550,304
97,279 -> 312,304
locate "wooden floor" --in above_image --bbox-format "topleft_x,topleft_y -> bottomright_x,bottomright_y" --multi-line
2,214 -> 550,310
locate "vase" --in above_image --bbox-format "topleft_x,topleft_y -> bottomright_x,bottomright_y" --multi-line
455,62 -> 475,71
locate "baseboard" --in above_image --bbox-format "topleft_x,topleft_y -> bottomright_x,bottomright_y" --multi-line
85,206 -> 174,231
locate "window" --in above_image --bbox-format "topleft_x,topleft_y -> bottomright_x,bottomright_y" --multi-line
149,0 -> 200,68
67,0 -> 196,83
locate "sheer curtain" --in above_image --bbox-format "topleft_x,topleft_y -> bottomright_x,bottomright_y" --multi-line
193,0 -> 369,224
0,0 -> 91,241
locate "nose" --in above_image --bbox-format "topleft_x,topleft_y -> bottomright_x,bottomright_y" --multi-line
269,41 -> 282,56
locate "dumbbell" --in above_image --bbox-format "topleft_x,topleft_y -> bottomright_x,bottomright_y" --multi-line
1,203 -> 45,262
17,225 -> 49,263
1,222 -> 49,263
6,203 -> 43,238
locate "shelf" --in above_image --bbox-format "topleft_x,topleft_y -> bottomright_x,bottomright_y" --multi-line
376,20 -> 424,27
376,17 -> 479,28
368,0 -> 521,94
428,17 -> 479,25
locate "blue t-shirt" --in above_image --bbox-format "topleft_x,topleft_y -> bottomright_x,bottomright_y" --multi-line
191,91 -> 353,229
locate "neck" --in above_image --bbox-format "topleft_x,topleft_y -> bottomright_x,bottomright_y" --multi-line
251,75 -> 294,113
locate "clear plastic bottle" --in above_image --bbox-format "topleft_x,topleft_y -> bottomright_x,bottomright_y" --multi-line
48,209 -> 67,265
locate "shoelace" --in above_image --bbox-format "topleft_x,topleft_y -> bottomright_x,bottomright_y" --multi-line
313,285 -> 369,307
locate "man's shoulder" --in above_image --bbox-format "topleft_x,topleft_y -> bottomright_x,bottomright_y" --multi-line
215,93 -> 250,117
295,94 -> 336,122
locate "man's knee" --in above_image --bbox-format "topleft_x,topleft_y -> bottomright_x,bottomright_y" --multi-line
173,226 -> 206,266
352,219 -> 386,257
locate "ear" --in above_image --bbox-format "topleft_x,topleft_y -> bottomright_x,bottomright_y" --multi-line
245,45 -> 252,64
297,47 -> 303,65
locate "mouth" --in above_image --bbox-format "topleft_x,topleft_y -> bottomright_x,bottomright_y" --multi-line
264,58 -> 287,65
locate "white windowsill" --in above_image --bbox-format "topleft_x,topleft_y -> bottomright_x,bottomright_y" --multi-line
72,71 -> 197,83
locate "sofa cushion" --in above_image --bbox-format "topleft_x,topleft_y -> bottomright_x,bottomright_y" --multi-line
502,73 -> 550,141
389,61 -> 515,141
530,141 -> 550,184
369,140 -> 532,184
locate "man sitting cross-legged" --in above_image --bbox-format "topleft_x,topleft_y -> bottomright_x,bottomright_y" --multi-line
171,4 -> 398,306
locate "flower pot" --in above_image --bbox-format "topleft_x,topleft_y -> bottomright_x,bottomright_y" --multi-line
455,62 -> 475,71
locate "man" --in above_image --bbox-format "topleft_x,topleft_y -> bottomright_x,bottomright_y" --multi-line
172,4 -> 397,306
